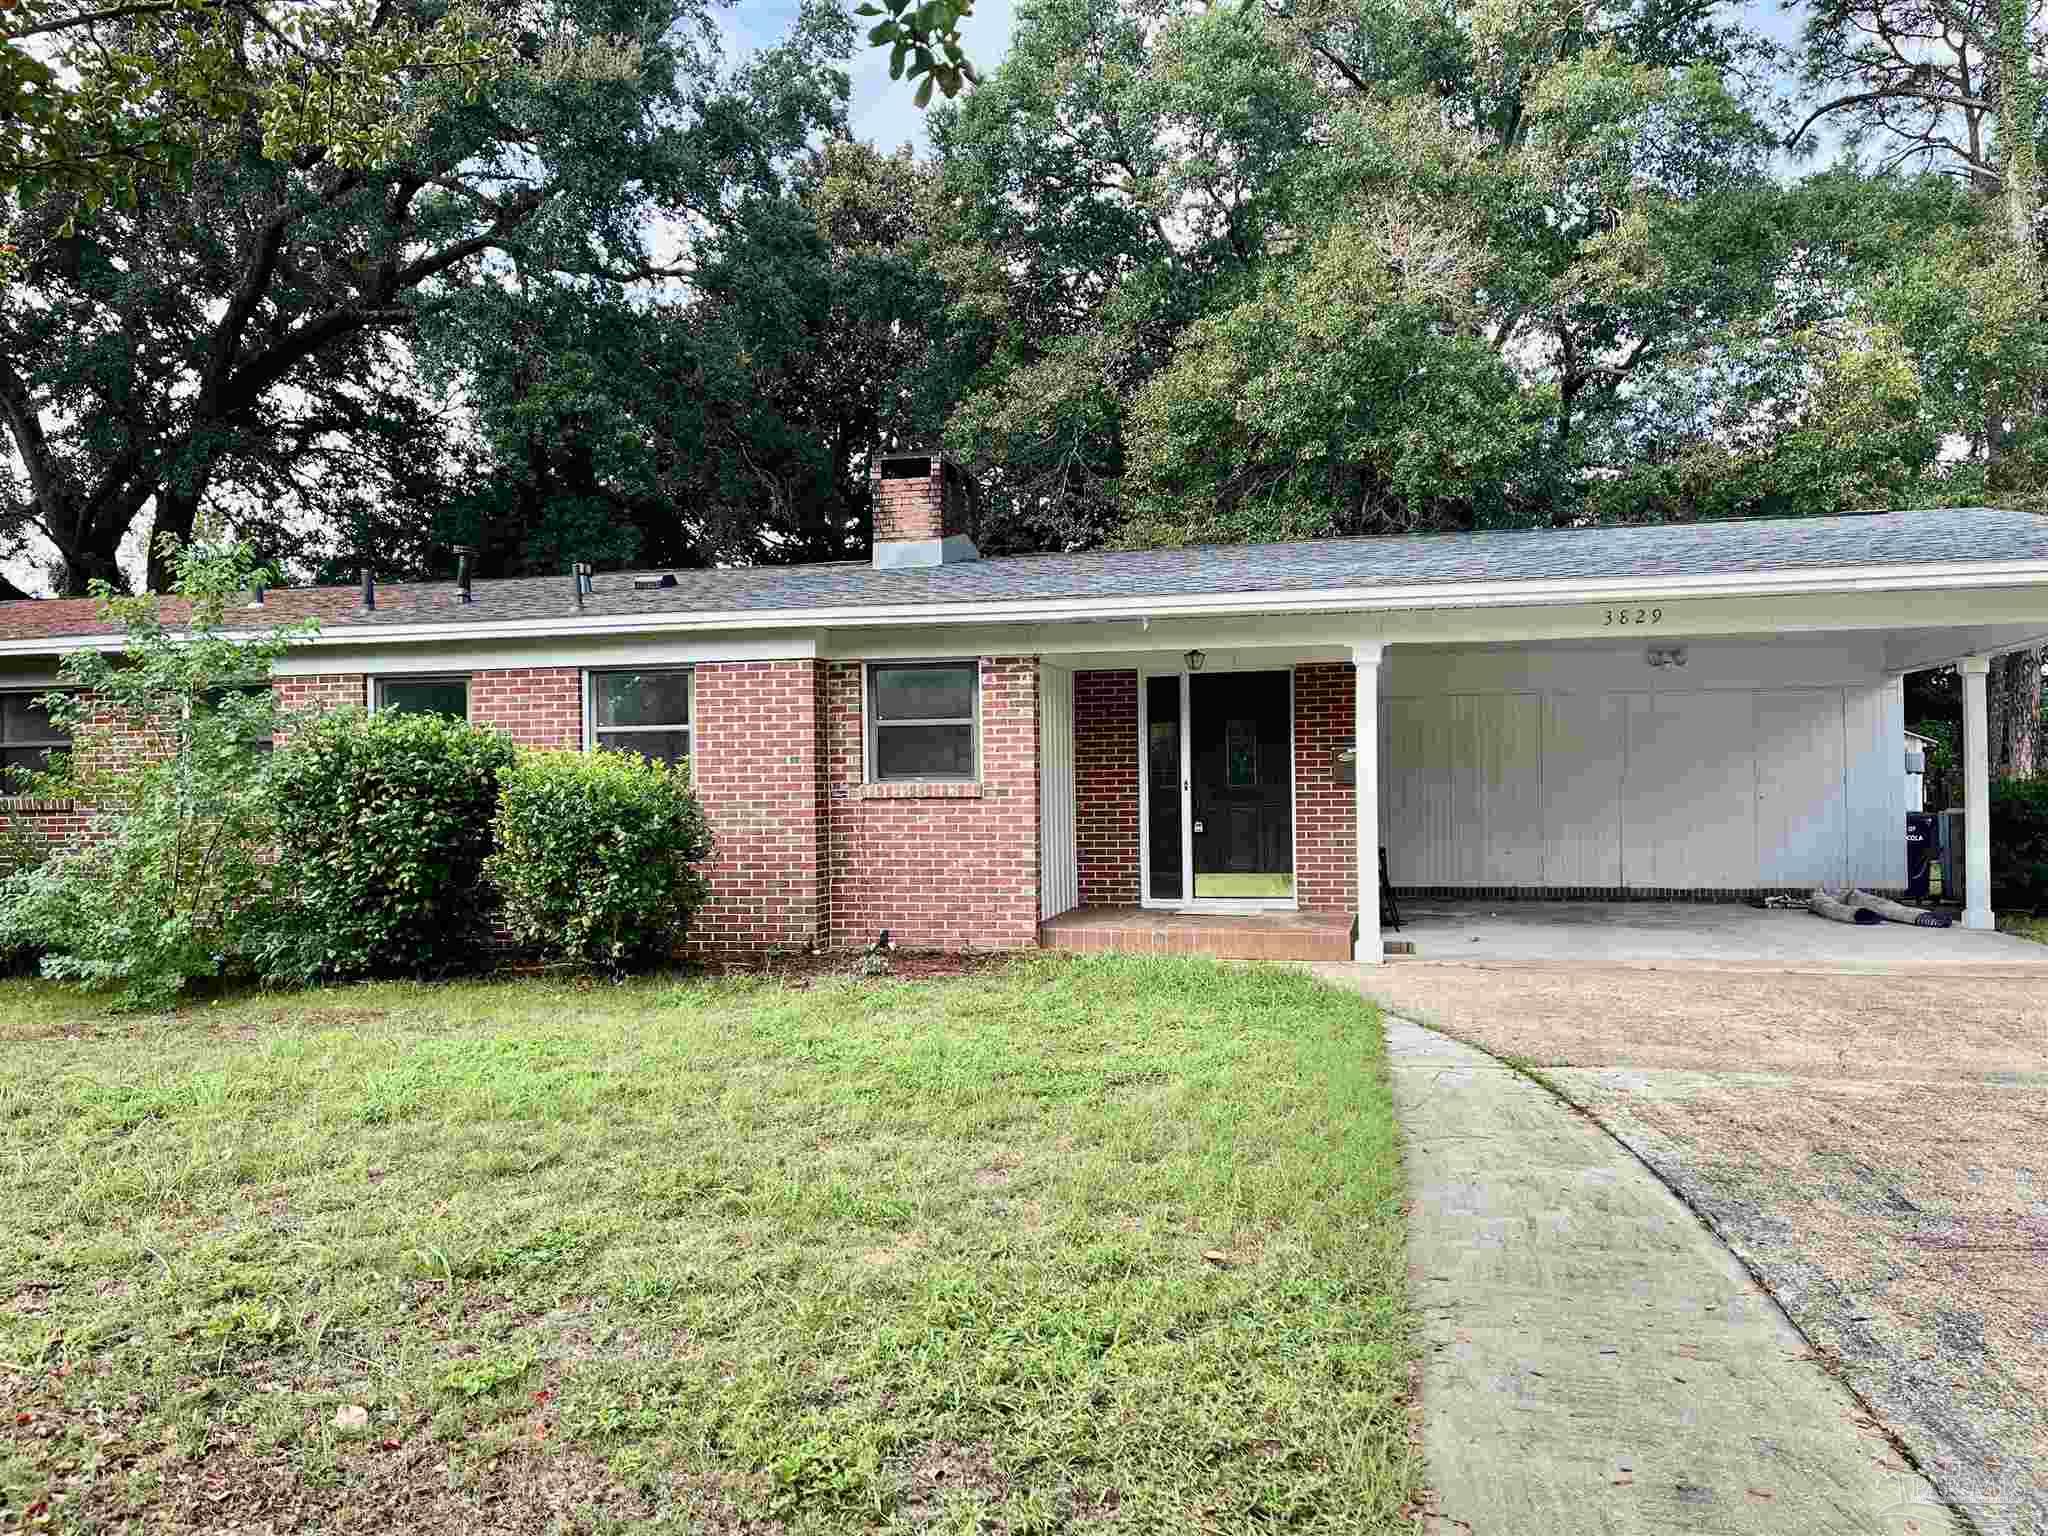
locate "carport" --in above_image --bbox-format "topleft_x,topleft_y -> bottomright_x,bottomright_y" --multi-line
1388,899 -> 2048,965
1026,507 -> 2048,964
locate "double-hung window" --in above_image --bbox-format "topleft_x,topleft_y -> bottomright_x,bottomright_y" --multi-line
591,670 -> 691,766
375,676 -> 470,720
0,692 -> 69,783
867,661 -> 977,782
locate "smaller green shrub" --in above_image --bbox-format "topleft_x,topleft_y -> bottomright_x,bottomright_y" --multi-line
261,709 -> 518,983
1990,778 -> 2048,914
486,749 -> 712,969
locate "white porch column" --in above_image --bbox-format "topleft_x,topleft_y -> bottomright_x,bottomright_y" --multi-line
1353,641 -> 1385,964
1960,654 -> 1995,931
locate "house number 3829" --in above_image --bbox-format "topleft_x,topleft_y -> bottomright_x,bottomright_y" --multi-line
1603,605 -> 1663,626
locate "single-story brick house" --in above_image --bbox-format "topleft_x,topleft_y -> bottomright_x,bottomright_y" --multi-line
2,452 -> 2045,962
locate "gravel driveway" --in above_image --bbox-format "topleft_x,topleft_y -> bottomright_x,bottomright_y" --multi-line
1361,962 -> 2048,1536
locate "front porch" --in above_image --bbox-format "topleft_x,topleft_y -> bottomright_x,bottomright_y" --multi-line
1038,905 -> 1356,962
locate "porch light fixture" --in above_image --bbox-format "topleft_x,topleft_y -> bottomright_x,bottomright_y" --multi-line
1646,645 -> 1687,669
1184,649 -> 1206,672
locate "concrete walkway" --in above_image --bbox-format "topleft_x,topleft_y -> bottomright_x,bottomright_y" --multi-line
1381,1012 -> 1963,1535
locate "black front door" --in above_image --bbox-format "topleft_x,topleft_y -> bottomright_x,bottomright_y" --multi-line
1189,671 -> 1293,900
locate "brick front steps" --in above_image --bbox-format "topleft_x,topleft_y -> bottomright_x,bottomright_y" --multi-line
1038,906 -> 1355,962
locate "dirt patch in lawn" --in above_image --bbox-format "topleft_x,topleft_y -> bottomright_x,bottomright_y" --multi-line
1353,961 -> 2048,1536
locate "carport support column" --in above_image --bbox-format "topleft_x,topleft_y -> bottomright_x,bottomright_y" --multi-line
1961,654 -> 1995,931
1353,641 -> 1384,964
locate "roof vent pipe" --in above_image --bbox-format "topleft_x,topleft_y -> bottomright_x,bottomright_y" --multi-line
453,545 -> 476,604
573,562 -> 593,608
361,570 -> 375,611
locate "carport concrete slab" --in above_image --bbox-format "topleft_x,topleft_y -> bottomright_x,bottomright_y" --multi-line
1390,900 -> 2048,966
1376,1013 -> 1960,1535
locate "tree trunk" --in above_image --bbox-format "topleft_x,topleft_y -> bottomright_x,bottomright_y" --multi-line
1988,648 -> 2041,778
1990,0 -> 2043,473
146,481 -> 207,593
56,533 -> 129,597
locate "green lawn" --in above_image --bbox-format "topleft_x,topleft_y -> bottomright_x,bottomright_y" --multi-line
0,954 -> 1413,1533
1998,913 -> 2048,945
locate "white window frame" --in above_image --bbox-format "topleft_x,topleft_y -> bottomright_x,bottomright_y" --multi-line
584,667 -> 693,761
863,659 -> 981,783
368,673 -> 472,719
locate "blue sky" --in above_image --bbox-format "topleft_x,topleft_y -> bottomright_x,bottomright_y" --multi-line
722,0 -> 1022,152
723,0 -> 1830,163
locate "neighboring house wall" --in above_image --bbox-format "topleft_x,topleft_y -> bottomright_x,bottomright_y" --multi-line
1074,669 -> 1139,906
825,657 -> 1041,950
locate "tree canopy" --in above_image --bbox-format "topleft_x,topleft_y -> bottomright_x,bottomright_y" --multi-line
0,0 -> 2043,598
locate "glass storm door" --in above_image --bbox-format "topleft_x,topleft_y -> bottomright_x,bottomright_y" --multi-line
1141,669 -> 1294,907
1143,674 -> 1186,902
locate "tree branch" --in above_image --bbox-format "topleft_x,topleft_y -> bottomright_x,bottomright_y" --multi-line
1786,85 -> 1996,149
6,1 -> 181,39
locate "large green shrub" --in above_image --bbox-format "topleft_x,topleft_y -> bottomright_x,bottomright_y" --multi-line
261,709 -> 517,983
0,535 -> 307,1009
486,748 -> 712,969
1990,778 -> 2048,914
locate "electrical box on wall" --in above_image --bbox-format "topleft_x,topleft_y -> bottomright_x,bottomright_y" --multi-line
1332,741 -> 1356,785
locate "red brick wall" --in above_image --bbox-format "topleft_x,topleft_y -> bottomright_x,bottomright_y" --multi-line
2,799 -> 95,863
9,654 -> 1055,954
275,673 -> 366,715
872,455 -> 971,544
826,657 -> 1040,949
687,660 -> 828,953
470,667 -> 581,748
1293,662 -> 1358,915
1074,670 -> 1139,906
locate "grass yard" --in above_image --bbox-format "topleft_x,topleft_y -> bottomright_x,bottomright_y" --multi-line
1999,912 -> 2048,945
0,954 -> 1412,1534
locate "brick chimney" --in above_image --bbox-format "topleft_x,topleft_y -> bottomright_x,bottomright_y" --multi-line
871,449 -> 978,568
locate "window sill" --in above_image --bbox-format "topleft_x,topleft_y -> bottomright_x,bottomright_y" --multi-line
856,781 -> 982,801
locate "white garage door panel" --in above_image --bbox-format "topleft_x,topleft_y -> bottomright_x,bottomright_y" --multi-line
1384,683 -> 1888,892
1843,680 -> 1906,889
1754,690 -> 1847,887
1542,694 -> 1625,887
1381,698 -> 1446,886
1381,695 -> 1543,886
1624,693 -> 1759,888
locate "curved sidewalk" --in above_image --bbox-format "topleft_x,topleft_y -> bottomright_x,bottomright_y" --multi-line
1381,1012 -> 1962,1535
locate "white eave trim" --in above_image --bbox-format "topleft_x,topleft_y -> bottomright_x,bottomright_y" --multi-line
4,556 -> 2048,655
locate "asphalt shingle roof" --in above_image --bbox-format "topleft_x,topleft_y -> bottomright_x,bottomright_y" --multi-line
1,507 -> 2043,643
